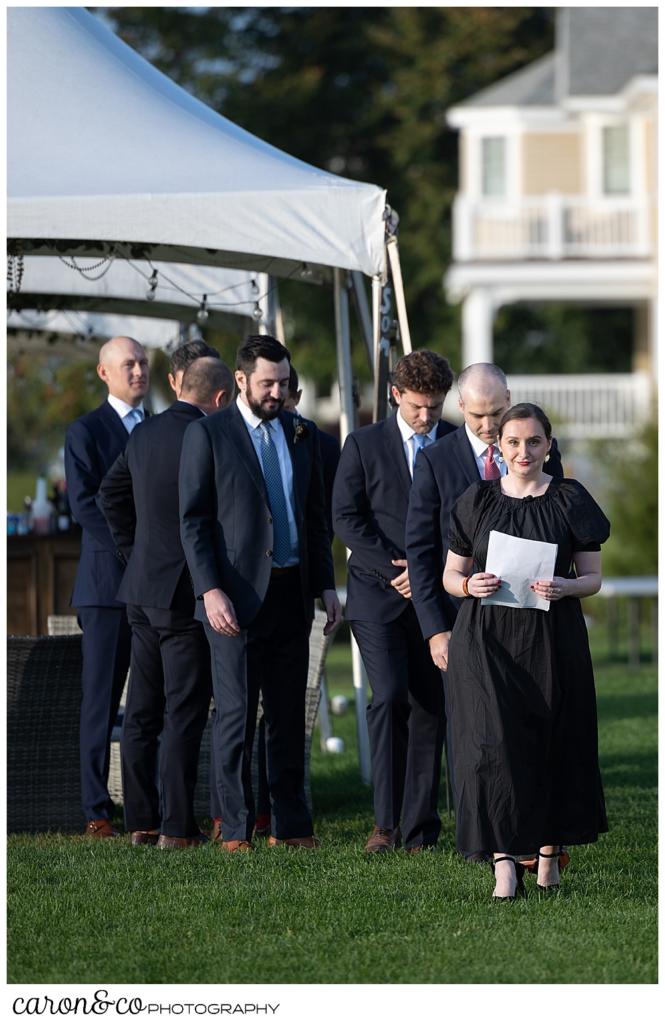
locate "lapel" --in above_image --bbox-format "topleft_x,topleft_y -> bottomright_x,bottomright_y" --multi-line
453,425 -> 481,486
386,414 -> 413,495
98,400 -> 131,448
225,403 -> 268,503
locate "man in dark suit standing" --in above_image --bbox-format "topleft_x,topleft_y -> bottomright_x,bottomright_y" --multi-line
406,362 -> 563,674
333,350 -> 455,854
179,335 -> 342,852
167,339 -> 220,397
98,357 -> 234,849
64,336 -> 150,837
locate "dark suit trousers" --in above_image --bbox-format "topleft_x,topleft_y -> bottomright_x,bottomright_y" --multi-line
351,603 -> 446,848
206,569 -> 311,842
122,603 -> 212,837
77,606 -> 132,821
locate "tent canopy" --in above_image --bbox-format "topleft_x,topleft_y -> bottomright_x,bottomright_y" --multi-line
8,257 -> 272,329
8,310 -> 182,354
8,7 -> 387,281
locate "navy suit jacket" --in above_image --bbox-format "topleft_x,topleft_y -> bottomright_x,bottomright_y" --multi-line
405,424 -> 564,639
64,400 -> 134,607
178,402 -> 335,629
332,413 -> 456,623
97,400 -> 204,609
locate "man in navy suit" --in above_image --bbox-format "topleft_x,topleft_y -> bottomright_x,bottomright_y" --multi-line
333,350 -> 455,854
64,336 -> 149,837
406,363 -> 563,673
179,335 -> 342,852
98,357 -> 234,849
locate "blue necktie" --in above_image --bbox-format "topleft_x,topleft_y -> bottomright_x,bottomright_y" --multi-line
411,433 -> 429,473
259,422 -> 292,565
125,408 -> 143,434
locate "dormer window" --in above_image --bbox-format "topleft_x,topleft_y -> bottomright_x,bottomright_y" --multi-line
481,137 -> 506,197
602,123 -> 630,195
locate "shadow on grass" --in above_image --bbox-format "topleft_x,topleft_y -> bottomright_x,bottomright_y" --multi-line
600,749 -> 658,791
596,690 -> 658,722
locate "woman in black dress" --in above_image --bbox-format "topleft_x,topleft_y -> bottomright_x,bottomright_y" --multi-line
442,403 -> 609,900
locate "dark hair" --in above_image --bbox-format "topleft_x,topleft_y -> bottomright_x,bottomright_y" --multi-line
288,364 -> 300,398
391,349 -> 453,397
170,341 -> 220,374
236,335 -> 291,375
181,357 -> 234,404
498,402 -> 552,440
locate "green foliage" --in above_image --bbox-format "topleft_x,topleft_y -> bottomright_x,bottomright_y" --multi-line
494,305 -> 634,374
601,423 -> 657,576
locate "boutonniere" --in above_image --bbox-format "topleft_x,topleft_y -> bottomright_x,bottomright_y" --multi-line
293,416 -> 310,444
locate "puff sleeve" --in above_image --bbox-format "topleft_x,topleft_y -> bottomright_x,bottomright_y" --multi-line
555,480 -> 610,551
448,481 -> 489,557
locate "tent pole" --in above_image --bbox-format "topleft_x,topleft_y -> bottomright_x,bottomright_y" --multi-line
334,268 -> 371,784
350,270 -> 374,367
386,237 -> 412,354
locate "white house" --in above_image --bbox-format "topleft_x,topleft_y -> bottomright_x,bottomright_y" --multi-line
445,7 -> 657,440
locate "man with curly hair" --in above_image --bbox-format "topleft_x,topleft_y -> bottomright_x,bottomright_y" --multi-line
333,350 -> 455,854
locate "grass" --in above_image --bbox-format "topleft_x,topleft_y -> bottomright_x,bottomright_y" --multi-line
6,630 -> 657,985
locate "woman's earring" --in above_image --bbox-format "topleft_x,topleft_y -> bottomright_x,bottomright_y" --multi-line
497,450 -> 504,463
544,453 -> 551,463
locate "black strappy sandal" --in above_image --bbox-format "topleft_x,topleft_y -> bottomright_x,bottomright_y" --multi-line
536,848 -> 562,892
491,855 -> 526,901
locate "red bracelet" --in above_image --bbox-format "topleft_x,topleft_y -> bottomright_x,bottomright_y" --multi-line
462,576 -> 471,597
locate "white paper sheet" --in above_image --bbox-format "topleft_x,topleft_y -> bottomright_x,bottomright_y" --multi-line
480,530 -> 558,611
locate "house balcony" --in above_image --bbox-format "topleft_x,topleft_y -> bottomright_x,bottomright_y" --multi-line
452,194 -> 653,262
507,371 -> 652,439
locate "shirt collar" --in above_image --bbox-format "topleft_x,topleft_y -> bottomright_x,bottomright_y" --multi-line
396,407 -> 438,444
465,422 -> 496,458
236,394 -> 277,432
107,394 -> 144,420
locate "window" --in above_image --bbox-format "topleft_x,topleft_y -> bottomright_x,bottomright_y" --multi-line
481,137 -> 506,197
602,124 -> 630,195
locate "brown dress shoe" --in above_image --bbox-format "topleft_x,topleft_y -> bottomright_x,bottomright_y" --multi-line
156,833 -> 208,849
267,835 -> 321,849
84,818 -> 119,838
130,830 -> 160,846
364,825 -> 401,853
211,818 -> 223,842
219,840 -> 253,853
405,844 -> 436,854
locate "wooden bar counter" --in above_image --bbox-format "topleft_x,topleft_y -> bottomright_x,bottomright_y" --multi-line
7,531 -> 82,636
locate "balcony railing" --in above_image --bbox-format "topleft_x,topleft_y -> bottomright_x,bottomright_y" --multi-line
508,372 -> 652,439
453,194 -> 653,261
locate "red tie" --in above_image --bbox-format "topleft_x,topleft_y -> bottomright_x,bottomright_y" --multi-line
483,445 -> 500,480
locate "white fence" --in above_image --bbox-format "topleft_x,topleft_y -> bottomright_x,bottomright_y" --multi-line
453,195 -> 652,261
509,372 -> 652,439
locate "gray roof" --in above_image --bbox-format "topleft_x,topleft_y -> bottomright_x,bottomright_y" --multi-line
456,7 -> 657,110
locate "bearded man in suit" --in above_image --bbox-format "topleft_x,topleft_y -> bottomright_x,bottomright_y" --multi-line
98,357 -> 234,848
333,350 -> 455,854
179,335 -> 342,852
64,336 -> 149,837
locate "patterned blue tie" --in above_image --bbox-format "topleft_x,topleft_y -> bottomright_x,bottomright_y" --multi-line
125,408 -> 143,434
259,422 -> 292,565
411,433 -> 429,473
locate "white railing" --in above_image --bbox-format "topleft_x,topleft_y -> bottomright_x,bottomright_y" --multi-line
508,372 -> 652,439
453,194 -> 653,261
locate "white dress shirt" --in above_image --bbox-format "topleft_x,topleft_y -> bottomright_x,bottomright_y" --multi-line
236,395 -> 299,566
396,408 -> 438,478
464,423 -> 507,478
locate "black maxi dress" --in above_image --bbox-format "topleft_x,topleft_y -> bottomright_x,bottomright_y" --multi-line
445,477 -> 610,856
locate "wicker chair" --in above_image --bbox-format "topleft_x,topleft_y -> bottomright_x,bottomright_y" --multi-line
7,635 -> 85,833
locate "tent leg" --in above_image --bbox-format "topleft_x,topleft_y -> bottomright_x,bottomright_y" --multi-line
333,268 -> 355,444
386,237 -> 412,354
334,268 -> 371,785
350,270 -> 374,367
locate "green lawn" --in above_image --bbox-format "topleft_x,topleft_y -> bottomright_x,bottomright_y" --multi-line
6,632 -> 657,985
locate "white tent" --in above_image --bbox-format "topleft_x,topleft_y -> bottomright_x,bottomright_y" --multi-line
8,257 -> 274,330
7,6 -> 387,282
7,309 -> 182,355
